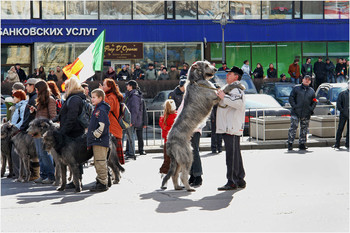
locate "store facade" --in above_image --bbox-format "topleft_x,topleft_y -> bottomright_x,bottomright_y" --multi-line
1,1 -> 349,80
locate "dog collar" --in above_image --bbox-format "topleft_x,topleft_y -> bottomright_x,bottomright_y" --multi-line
11,130 -> 21,138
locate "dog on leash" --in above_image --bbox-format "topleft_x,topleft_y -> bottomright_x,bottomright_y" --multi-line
161,61 -> 244,191
1,124 -> 13,178
1,122 -> 38,182
28,118 -> 125,192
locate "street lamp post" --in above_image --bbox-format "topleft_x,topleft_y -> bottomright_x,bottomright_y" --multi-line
213,12 -> 234,64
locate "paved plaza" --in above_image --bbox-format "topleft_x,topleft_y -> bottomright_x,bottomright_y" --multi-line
1,147 -> 349,232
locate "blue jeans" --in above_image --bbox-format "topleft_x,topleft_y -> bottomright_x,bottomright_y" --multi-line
327,74 -> 335,83
337,75 -> 346,83
123,126 -> 135,156
290,77 -> 299,84
34,137 -> 55,180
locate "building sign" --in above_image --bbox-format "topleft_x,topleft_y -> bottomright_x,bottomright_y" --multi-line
0,27 -> 98,37
104,43 -> 143,60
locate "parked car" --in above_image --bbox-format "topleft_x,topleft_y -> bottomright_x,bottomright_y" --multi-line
213,71 -> 258,94
244,94 -> 291,135
145,90 -> 172,124
315,82 -> 348,115
259,82 -> 295,106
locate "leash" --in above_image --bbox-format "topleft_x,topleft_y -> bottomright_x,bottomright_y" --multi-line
10,130 -> 21,138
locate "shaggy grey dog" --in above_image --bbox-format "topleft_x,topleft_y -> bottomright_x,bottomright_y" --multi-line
1,124 -> 13,178
161,61 -> 244,191
1,122 -> 37,182
28,118 -> 125,192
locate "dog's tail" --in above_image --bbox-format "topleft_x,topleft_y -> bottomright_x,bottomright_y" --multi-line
161,155 -> 177,188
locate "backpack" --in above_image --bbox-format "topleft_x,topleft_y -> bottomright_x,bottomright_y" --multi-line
111,102 -> 131,130
67,95 -> 93,128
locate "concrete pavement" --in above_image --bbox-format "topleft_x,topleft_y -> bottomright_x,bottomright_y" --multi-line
1,147 -> 349,232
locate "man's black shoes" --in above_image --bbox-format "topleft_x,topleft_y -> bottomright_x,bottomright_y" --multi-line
288,143 -> 293,151
90,180 -> 108,192
190,176 -> 202,187
218,183 -> 237,191
299,144 -> 308,150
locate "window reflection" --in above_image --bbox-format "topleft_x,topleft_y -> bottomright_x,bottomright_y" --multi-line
1,1 -> 30,19
66,1 -> 98,19
143,43 -> 166,69
167,43 -> 202,68
303,1 -> 323,19
133,1 -> 164,20
325,1 -> 349,19
198,1 -> 229,20
230,1 -> 261,19
42,1 -> 65,19
262,1 -> 292,19
35,43 -> 74,71
100,1 -> 132,19
175,1 -> 197,19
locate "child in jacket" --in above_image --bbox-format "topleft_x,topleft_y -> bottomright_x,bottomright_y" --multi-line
87,89 -> 110,192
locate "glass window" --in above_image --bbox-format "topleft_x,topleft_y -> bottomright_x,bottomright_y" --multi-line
294,1 -> 301,18
226,43 -> 251,68
133,1 -> 164,20
42,1 -> 65,19
198,1 -> 229,20
166,1 -> 174,19
66,1 -> 98,19
328,42 -> 350,64
175,1 -> 197,19
143,43 -> 166,69
210,43 -> 223,61
99,1 -> 132,20
1,45 -> 31,81
303,1 -> 323,19
32,0 -> 41,19
230,1 -> 261,19
325,1 -> 349,19
35,43 -> 74,71
1,1 -> 30,19
252,43 -> 276,79
262,1 -> 292,19
167,43 -> 202,68
277,42 -> 301,78
302,42 -> 327,64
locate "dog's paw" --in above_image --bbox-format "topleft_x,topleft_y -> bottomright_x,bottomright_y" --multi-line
56,186 -> 65,191
187,188 -> 196,192
75,187 -> 82,193
113,180 -> 119,184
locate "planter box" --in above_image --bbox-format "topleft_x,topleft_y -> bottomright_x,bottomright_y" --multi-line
309,115 -> 345,138
250,116 -> 298,140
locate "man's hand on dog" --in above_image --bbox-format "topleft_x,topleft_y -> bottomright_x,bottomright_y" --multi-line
216,89 -> 225,100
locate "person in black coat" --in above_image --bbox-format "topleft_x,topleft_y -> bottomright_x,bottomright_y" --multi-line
333,82 -> 349,149
325,58 -> 336,83
168,78 -> 186,110
135,98 -> 148,155
47,70 -> 58,82
252,63 -> 264,79
20,78 -> 38,131
117,65 -> 131,81
287,75 -> 317,151
314,57 -> 326,90
267,63 -> 277,78
104,66 -> 117,80
335,58 -> 347,83
133,63 -> 145,80
15,64 -> 27,82
301,57 -> 313,78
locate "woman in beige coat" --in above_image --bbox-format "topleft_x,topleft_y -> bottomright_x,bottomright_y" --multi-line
5,66 -> 20,82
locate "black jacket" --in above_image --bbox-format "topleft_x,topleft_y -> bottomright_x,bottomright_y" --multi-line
20,90 -> 37,131
301,63 -> 313,77
104,71 -> 117,80
168,86 -> 184,110
117,69 -> 131,81
314,61 -> 326,79
253,67 -> 264,79
325,62 -> 335,76
133,68 -> 145,80
59,92 -> 86,138
335,63 -> 347,77
47,74 -> 58,81
289,84 -> 317,119
337,89 -> 349,118
267,68 -> 277,78
16,68 -> 27,82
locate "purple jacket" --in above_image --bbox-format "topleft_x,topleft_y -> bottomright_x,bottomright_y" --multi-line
124,89 -> 143,128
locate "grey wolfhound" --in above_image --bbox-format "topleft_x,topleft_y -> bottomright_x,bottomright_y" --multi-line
161,61 -> 244,191
28,118 -> 125,192
1,122 -> 38,182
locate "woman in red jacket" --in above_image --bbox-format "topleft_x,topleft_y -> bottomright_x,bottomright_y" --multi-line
100,78 -> 125,164
159,99 -> 177,177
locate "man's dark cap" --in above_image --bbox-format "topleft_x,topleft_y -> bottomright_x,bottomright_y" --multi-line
303,75 -> 312,80
15,63 -> 20,66
126,80 -> 138,89
170,65 -> 176,68
148,63 -> 154,67
280,73 -> 286,78
225,66 -> 244,76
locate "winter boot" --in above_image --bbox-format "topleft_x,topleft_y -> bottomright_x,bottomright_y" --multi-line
90,180 -> 108,192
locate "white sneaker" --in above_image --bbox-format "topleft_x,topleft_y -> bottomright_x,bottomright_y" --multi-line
33,177 -> 43,183
42,178 -> 54,184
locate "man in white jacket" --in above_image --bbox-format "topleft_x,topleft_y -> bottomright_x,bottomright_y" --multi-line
216,66 -> 246,191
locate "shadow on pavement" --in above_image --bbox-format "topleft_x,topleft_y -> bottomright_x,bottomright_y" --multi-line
284,149 -> 314,155
140,189 -> 241,213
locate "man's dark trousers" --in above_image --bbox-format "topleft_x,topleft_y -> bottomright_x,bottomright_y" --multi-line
336,115 -> 349,148
223,134 -> 245,185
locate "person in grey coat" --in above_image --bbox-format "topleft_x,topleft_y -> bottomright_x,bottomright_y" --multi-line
145,63 -> 158,80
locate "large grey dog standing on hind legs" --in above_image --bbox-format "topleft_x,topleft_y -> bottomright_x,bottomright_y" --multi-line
161,61 -> 245,192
